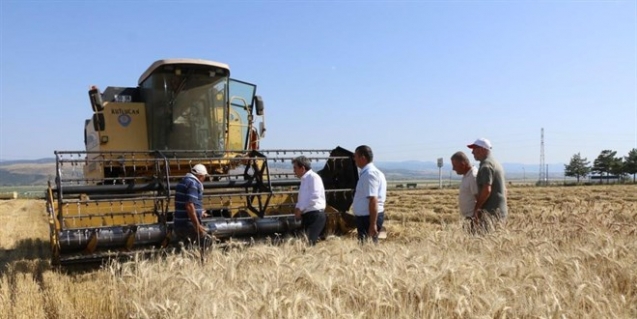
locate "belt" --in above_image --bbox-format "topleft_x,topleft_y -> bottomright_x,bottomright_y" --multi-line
355,211 -> 384,217
303,209 -> 324,215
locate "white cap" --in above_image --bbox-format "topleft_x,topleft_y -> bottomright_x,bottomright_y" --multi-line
191,164 -> 209,176
467,138 -> 492,150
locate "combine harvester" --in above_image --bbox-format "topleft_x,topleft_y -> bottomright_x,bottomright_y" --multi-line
46,59 -> 358,266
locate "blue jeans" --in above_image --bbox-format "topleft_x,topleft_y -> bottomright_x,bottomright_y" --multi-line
355,212 -> 384,243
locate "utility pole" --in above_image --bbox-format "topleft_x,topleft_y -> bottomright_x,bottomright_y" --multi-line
437,158 -> 443,189
539,128 -> 546,186
523,166 -> 526,184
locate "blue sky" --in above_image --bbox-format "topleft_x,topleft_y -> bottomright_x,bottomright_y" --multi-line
1,1 -> 635,167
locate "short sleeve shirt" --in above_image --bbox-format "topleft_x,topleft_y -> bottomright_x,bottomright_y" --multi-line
174,174 -> 204,228
459,166 -> 478,217
352,163 -> 387,216
476,154 -> 508,218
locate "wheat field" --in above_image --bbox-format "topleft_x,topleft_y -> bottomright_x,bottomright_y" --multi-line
1,185 -> 636,318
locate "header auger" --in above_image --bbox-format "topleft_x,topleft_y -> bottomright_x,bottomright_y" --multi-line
46,59 -> 358,266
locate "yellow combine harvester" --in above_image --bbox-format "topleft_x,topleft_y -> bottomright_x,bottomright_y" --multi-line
46,59 -> 358,265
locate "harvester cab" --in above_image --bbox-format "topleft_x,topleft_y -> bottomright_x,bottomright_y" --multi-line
46,59 -> 358,266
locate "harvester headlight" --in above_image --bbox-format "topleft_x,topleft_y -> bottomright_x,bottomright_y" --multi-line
100,136 -> 109,144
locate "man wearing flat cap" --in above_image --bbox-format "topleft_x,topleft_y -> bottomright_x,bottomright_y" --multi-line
467,138 -> 508,226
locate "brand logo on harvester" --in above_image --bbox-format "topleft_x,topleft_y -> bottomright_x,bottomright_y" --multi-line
118,114 -> 132,127
111,108 -> 140,115
86,132 -> 98,149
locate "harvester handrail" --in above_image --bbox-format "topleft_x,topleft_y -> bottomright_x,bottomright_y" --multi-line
257,149 -> 335,153
53,149 -> 341,155
61,195 -> 170,204
52,178 -> 303,195
154,151 -> 172,217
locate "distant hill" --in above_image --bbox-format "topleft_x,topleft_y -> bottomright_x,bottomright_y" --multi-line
0,159 -> 56,186
0,158 -> 55,166
0,170 -> 49,186
273,159 -> 566,181
376,160 -> 440,171
0,157 -> 567,186
375,160 -> 565,175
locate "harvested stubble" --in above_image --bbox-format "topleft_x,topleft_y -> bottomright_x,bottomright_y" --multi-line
0,185 -> 636,319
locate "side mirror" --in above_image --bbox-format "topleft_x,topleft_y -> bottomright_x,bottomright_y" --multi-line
253,95 -> 264,116
92,113 -> 105,131
259,122 -> 266,138
89,86 -> 104,112
84,119 -> 90,145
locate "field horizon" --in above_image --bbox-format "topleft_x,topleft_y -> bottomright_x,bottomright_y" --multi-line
0,157 -> 573,188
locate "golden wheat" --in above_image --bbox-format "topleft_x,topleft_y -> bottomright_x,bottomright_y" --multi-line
0,185 -> 636,318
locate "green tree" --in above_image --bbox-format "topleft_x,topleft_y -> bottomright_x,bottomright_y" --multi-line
610,157 -> 625,180
592,150 -> 617,184
624,148 -> 637,183
564,153 -> 591,183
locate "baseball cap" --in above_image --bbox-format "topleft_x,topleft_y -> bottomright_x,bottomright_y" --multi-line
467,138 -> 492,150
191,164 -> 209,176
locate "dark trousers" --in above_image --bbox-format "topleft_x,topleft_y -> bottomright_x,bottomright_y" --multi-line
174,225 -> 210,249
301,210 -> 326,246
355,212 -> 384,243
464,211 -> 503,235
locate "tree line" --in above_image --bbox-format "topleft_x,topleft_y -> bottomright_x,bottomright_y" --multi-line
564,149 -> 637,183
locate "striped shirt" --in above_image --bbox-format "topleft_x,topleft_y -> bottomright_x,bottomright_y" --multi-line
174,173 -> 203,228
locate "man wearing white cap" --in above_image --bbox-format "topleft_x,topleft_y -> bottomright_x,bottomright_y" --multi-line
467,138 -> 508,224
173,163 -> 211,246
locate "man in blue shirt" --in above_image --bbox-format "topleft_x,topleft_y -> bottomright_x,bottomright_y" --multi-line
352,145 -> 387,243
173,163 -> 210,247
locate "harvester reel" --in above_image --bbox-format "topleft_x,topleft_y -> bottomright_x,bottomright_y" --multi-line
47,148 -> 358,266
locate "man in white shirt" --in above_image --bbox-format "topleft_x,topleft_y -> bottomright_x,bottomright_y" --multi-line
352,145 -> 387,243
292,156 -> 327,246
451,151 -> 478,227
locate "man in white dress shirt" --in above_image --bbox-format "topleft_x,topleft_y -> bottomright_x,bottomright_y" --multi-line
292,156 -> 327,246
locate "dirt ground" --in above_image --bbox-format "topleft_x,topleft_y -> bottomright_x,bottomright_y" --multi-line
0,199 -> 50,270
